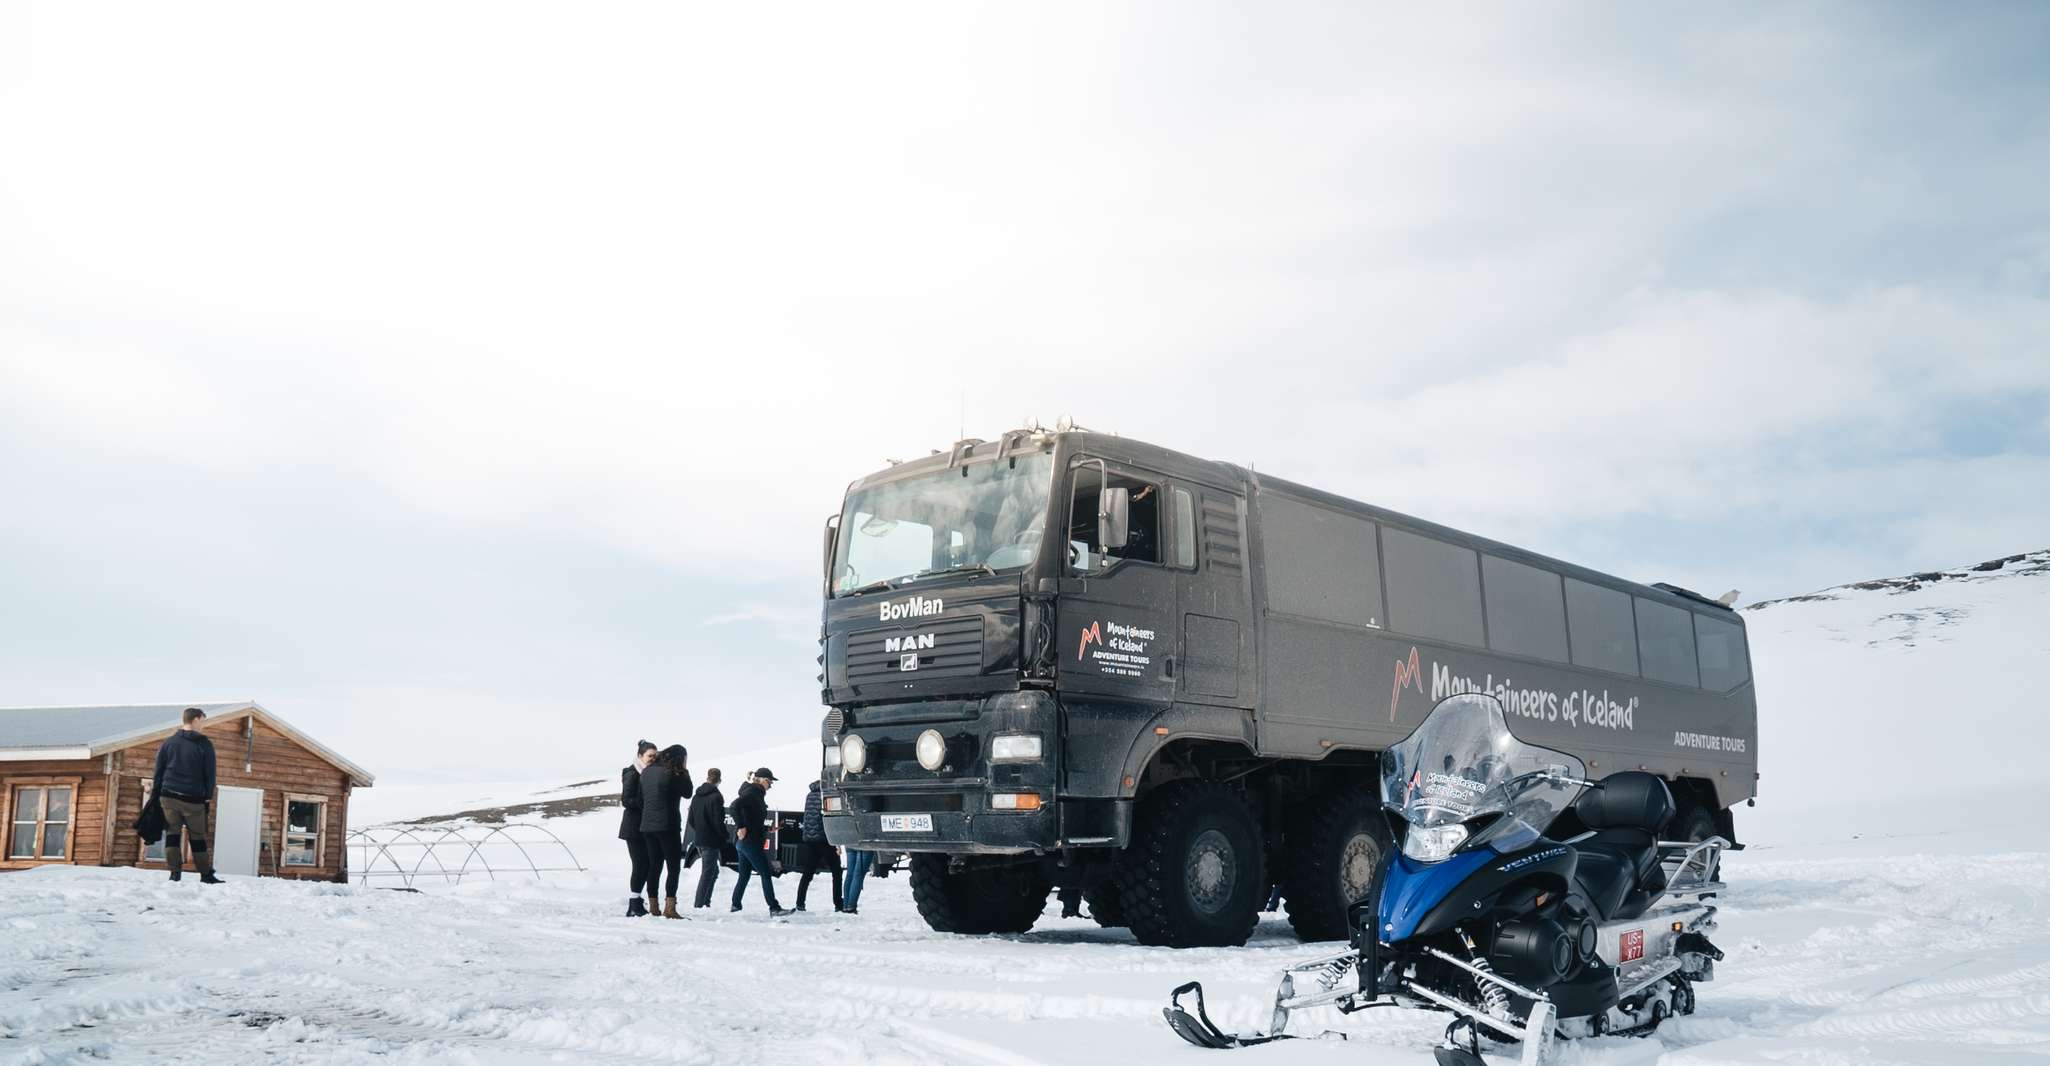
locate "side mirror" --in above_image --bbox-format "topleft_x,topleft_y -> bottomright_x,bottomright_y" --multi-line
822,515 -> 841,588
1099,487 -> 1130,551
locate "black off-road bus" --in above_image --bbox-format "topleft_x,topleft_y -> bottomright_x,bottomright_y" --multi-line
818,425 -> 1757,947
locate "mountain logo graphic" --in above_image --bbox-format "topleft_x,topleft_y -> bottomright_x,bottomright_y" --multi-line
1077,621 -> 1102,660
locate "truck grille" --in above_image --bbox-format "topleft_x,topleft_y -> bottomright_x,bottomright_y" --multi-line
847,615 -> 984,684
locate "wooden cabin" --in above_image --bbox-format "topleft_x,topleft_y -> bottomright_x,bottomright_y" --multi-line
0,702 -> 374,881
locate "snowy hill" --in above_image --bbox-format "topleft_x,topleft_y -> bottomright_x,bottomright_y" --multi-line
1741,547 -> 2050,846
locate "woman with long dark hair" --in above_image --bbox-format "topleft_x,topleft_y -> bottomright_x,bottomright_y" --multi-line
620,740 -> 657,916
638,743 -> 693,919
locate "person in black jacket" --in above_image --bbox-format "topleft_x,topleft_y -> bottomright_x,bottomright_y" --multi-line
796,780 -> 842,912
620,740 -> 657,917
728,768 -> 789,916
685,767 -> 727,909
152,707 -> 222,884
638,744 -> 692,919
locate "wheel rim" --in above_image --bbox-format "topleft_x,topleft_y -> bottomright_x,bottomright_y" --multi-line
1185,827 -> 1237,914
1338,832 -> 1380,902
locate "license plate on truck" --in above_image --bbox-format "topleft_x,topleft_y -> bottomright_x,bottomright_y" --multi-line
881,814 -> 934,833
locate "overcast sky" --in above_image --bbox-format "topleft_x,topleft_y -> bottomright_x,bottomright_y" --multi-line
2,3 -> 2045,783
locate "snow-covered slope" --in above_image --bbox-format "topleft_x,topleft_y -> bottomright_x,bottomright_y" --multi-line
1741,548 -> 2050,846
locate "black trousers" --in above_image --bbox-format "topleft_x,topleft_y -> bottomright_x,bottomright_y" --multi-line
624,834 -> 652,894
796,840 -> 842,911
644,830 -> 684,898
692,849 -> 722,907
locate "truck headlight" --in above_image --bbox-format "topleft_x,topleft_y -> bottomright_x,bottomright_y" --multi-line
1402,823 -> 1469,863
990,734 -> 1043,762
823,743 -> 842,769
840,734 -> 867,774
916,729 -> 947,771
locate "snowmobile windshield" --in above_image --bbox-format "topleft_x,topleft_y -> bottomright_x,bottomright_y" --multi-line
1380,694 -> 1587,844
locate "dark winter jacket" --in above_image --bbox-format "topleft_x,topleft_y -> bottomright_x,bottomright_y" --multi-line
133,792 -> 166,845
729,781 -> 770,843
618,765 -> 644,841
638,762 -> 692,833
685,782 -> 727,850
152,729 -> 216,803
802,783 -> 826,842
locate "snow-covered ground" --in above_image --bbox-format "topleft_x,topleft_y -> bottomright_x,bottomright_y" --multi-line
5,550 -> 2048,1064
7,828 -> 2049,1065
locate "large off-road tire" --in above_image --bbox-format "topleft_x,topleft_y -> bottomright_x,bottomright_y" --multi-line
909,855 -> 1050,935
1282,787 -> 1388,942
1114,780 -> 1265,948
1084,883 -> 1126,928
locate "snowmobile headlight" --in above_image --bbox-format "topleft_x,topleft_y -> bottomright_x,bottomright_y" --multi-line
1402,823 -> 1469,863
990,734 -> 1043,762
840,734 -> 868,774
916,729 -> 948,770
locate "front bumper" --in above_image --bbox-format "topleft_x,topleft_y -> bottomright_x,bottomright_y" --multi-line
823,690 -> 1089,855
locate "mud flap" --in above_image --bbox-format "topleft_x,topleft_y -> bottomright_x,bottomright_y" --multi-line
1162,982 -> 1290,1049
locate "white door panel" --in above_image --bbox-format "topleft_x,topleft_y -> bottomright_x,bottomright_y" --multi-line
214,786 -> 263,877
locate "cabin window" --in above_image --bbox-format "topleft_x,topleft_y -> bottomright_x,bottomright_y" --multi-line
1635,597 -> 1701,687
1171,488 -> 1198,570
1694,614 -> 1751,691
1259,495 -> 1383,628
1069,468 -> 1162,569
1382,527 -> 1484,646
1565,578 -> 1639,676
284,796 -> 326,867
8,784 -> 73,861
1482,555 -> 1569,663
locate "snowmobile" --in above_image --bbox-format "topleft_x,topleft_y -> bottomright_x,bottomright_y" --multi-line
1162,692 -> 1727,1065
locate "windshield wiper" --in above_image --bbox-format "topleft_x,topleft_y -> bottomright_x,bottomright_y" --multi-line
901,563 -> 997,584
847,579 -> 897,596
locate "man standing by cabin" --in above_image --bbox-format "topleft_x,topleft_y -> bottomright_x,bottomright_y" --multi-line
153,707 -> 222,884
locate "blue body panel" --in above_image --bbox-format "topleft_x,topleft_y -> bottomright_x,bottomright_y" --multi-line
1378,846 -> 1496,942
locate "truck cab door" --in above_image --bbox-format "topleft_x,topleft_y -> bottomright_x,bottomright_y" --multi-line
1171,483 -> 1251,708
1056,460 -> 1177,708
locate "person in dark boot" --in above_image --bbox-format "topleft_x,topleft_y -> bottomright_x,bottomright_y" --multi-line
686,768 -> 728,909
796,780 -> 842,913
621,741 -> 656,917
729,768 -> 789,916
152,707 -> 222,885
639,744 -> 692,919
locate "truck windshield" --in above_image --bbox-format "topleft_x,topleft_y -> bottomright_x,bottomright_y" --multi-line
831,453 -> 1055,597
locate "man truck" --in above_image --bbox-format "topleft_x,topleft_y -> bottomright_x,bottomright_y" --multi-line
818,424 -> 1757,947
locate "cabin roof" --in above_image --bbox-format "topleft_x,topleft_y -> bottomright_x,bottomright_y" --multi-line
0,701 -> 374,786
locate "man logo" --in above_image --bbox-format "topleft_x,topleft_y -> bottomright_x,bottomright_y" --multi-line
883,633 -> 937,654
900,653 -> 920,672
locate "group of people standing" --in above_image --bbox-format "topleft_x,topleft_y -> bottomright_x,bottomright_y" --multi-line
620,742 -> 877,919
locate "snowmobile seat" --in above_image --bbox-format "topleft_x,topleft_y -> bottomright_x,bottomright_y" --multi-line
1570,773 -> 1674,920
